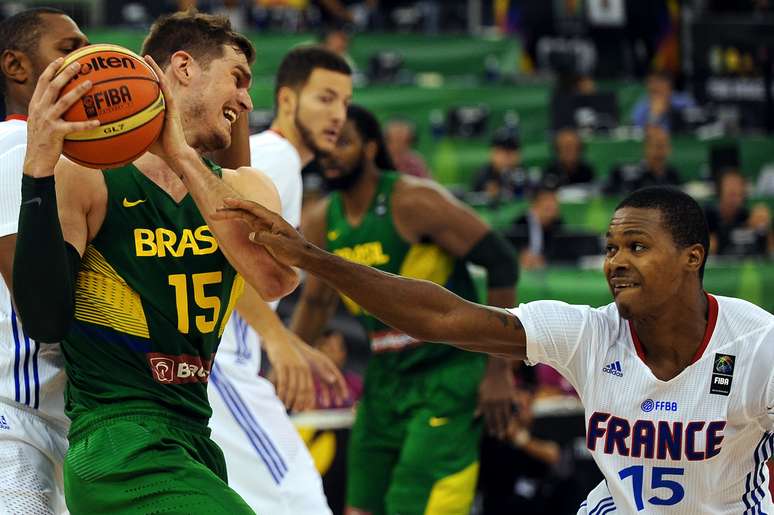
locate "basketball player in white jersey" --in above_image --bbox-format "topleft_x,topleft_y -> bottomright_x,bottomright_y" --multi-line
208,46 -> 352,514
212,185 -> 773,514
0,9 -> 88,513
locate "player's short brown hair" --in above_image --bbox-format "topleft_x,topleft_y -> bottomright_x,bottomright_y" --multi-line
141,10 -> 255,70
274,45 -> 351,106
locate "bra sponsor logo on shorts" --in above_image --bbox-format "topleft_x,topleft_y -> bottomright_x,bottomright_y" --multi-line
134,225 -> 218,257
147,352 -> 214,384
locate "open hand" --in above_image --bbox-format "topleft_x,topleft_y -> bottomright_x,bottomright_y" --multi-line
211,197 -> 315,268
143,55 -> 192,169
24,57 -> 101,177
476,358 -> 516,440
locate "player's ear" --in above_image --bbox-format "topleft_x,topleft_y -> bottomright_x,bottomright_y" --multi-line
1,49 -> 30,86
277,85 -> 297,116
685,243 -> 704,274
168,50 -> 194,85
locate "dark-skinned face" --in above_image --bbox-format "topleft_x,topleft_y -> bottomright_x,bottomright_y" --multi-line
319,119 -> 367,191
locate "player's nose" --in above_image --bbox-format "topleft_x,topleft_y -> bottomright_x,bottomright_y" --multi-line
237,89 -> 253,114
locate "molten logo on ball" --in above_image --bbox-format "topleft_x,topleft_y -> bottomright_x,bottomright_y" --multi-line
70,55 -> 136,84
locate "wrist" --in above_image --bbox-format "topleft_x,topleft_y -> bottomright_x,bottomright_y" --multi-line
23,160 -> 56,179
167,147 -> 199,177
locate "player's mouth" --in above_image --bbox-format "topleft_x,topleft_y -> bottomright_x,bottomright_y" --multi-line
322,127 -> 339,144
223,107 -> 238,126
609,279 -> 640,295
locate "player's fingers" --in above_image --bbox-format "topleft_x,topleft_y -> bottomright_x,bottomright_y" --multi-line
222,197 -> 277,221
51,79 -> 93,119
325,363 -> 348,405
274,365 -> 289,408
61,120 -> 101,135
31,57 -> 65,102
297,367 -> 314,412
285,364 -> 299,412
143,56 -> 174,112
42,61 -> 84,107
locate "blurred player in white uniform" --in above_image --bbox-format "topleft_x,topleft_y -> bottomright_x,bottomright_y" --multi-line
209,46 -> 353,514
211,185 -> 773,514
0,9 -> 88,513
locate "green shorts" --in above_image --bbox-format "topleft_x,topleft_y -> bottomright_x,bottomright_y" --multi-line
64,403 -> 254,514
346,353 -> 486,515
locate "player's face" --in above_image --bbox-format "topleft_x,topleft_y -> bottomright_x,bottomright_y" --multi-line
294,68 -> 352,155
186,45 -> 253,152
319,120 -> 366,191
604,207 -> 688,320
30,14 -> 88,83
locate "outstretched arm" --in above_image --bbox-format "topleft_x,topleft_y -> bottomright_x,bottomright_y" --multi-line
212,198 -> 527,359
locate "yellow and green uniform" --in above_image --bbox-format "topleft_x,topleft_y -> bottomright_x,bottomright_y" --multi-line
62,161 -> 253,514
326,172 -> 486,515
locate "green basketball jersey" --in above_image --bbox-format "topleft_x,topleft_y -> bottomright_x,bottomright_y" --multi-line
64,160 -> 243,426
325,171 -> 480,372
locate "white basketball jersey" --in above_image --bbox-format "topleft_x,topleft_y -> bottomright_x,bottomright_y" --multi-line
217,129 -> 302,377
514,294 -> 774,514
0,119 -> 68,426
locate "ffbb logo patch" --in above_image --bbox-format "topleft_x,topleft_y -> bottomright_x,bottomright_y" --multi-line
709,353 -> 735,396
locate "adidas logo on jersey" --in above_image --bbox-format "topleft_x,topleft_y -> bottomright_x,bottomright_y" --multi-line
602,361 -> 623,377
0,416 -> 9,430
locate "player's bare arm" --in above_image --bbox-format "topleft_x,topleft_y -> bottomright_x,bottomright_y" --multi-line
289,197 -> 341,343
393,177 -> 519,437
0,235 -> 15,294
212,198 -> 527,360
144,55 -> 298,301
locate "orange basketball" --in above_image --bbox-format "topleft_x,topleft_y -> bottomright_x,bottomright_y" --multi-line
56,44 -> 165,169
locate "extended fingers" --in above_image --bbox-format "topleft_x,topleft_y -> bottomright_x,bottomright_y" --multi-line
39,61 -> 83,108
31,58 -> 65,104
51,79 -> 93,119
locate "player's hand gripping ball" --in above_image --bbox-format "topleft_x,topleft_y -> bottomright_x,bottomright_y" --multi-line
55,44 -> 165,168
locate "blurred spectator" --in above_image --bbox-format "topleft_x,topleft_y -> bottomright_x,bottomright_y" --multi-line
605,125 -> 681,195
385,118 -> 431,178
313,329 -> 363,408
471,128 -> 530,200
319,23 -> 351,56
534,364 -> 576,399
313,0 -> 354,25
511,185 -> 563,270
705,169 -> 773,257
478,385 -> 563,514
630,71 -> 695,131
541,127 -> 595,187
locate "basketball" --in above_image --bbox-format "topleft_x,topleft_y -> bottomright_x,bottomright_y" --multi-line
56,44 -> 165,169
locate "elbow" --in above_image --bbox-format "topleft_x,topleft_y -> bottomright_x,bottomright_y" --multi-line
257,267 -> 300,302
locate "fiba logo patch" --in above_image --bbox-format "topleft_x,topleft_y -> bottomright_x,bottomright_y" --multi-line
82,95 -> 97,118
714,354 -> 735,375
710,353 -> 736,396
80,86 -> 133,118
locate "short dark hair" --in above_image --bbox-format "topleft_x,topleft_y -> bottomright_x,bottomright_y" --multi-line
0,7 -> 67,95
347,104 -> 395,171
491,126 -> 520,150
274,45 -> 351,106
141,10 -> 254,70
616,186 -> 709,279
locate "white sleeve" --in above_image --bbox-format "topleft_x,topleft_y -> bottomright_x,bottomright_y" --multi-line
510,300 -> 604,392
250,139 -> 302,227
759,325 -> 774,431
0,142 -> 25,237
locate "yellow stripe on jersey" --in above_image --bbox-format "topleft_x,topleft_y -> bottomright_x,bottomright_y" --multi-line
75,245 -> 150,338
218,274 -> 244,337
424,461 -> 479,515
399,243 -> 454,285
338,243 -> 454,316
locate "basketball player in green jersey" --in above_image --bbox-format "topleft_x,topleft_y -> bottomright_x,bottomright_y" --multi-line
13,12 -> 298,514
288,105 -> 518,515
